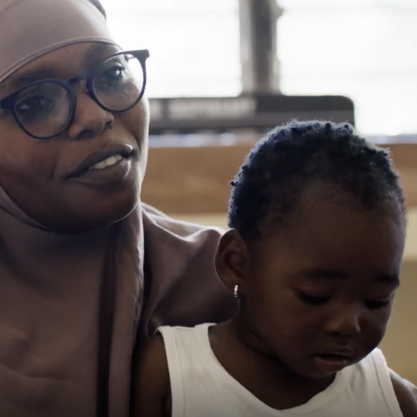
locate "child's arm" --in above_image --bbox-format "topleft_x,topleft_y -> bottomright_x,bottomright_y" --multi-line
390,370 -> 417,417
132,334 -> 171,417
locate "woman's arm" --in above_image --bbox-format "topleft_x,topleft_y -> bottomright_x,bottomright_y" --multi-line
390,370 -> 417,417
132,334 -> 170,417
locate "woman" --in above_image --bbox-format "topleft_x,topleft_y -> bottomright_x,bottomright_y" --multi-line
0,1 -> 234,416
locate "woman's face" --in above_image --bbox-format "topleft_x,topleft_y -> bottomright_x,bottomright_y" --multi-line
0,42 -> 149,232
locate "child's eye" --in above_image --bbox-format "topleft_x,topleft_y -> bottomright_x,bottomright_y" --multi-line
365,299 -> 391,310
298,291 -> 330,306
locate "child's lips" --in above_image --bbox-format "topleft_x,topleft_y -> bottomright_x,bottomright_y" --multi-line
312,350 -> 354,373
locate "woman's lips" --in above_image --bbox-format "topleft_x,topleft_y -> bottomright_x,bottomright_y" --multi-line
66,143 -> 134,179
70,157 -> 133,187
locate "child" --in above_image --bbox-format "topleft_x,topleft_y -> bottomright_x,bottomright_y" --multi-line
134,121 -> 417,416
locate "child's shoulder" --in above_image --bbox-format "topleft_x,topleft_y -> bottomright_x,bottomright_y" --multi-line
389,370 -> 417,417
140,324 -> 211,365
157,323 -> 213,341
132,333 -> 171,417
353,349 -> 417,416
132,325 -> 210,416
158,323 -> 211,334
135,333 -> 169,388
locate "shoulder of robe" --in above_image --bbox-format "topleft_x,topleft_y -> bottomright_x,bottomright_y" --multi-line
142,203 -> 225,241
140,204 -> 235,330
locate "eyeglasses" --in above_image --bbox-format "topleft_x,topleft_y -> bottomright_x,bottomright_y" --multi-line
0,49 -> 150,140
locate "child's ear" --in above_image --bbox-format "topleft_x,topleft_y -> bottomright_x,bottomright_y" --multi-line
215,229 -> 249,294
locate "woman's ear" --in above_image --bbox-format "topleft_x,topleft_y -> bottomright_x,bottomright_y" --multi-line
215,229 -> 249,295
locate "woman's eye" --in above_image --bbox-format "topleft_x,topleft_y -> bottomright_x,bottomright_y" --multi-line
101,65 -> 126,83
365,299 -> 391,310
16,96 -> 51,115
298,291 -> 330,306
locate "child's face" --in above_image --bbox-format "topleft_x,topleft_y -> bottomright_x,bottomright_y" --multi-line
218,188 -> 405,379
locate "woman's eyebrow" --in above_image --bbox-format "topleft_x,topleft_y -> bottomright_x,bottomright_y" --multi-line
82,42 -> 119,68
2,68 -> 58,94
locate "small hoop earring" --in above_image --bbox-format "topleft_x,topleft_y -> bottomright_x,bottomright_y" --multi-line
233,284 -> 240,299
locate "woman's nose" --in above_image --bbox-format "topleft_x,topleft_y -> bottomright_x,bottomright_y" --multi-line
67,90 -> 114,140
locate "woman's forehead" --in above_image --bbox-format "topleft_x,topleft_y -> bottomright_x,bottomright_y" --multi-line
0,0 -> 113,84
0,42 -> 119,95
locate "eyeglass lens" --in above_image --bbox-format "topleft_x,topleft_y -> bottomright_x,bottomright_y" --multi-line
14,81 -> 72,138
93,53 -> 144,111
13,53 -> 144,139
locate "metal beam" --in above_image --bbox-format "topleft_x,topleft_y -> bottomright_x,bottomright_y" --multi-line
239,0 -> 283,94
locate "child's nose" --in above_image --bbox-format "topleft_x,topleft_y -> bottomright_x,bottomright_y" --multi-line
324,304 -> 362,337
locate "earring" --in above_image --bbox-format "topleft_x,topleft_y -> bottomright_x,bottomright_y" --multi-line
233,284 -> 240,299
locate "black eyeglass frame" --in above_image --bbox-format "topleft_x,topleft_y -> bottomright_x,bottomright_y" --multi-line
0,49 -> 150,140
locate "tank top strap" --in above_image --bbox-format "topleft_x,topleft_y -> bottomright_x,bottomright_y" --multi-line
369,349 -> 404,417
158,326 -> 187,417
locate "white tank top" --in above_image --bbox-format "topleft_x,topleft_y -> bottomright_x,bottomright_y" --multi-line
158,324 -> 403,417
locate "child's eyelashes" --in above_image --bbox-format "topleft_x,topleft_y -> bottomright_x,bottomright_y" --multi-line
297,291 -> 330,306
364,299 -> 391,310
297,291 -> 392,310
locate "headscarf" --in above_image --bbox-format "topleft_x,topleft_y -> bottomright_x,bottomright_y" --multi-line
0,0 -> 114,82
0,1 -> 234,417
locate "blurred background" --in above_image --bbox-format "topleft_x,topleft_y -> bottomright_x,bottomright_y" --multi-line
101,0 -> 417,381
102,0 -> 417,134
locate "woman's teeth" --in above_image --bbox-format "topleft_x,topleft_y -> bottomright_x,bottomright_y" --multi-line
90,154 -> 123,170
